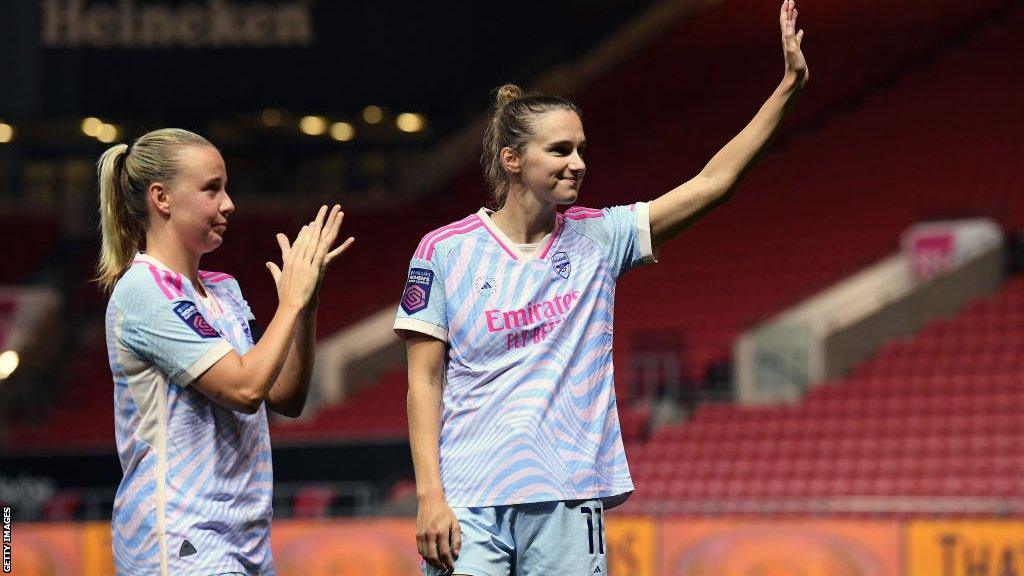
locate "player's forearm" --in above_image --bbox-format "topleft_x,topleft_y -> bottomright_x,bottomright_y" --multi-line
699,73 -> 803,191
267,304 -> 317,417
408,374 -> 445,499
230,303 -> 304,410
650,75 -> 803,246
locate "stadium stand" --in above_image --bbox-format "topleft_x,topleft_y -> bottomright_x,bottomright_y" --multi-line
625,276 -> 1024,513
276,0 -> 1024,440
0,214 -> 60,283
8,0 -> 1021,457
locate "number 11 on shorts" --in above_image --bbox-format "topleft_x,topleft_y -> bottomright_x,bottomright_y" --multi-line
580,506 -> 604,555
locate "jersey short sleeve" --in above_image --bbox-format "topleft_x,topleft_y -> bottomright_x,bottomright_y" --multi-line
122,299 -> 233,387
588,202 -> 657,277
393,251 -> 449,342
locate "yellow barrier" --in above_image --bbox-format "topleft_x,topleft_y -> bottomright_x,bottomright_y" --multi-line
7,523 -> 83,576
9,517 -> 1024,575
908,521 -> 1024,576
607,516 -> 656,576
274,519 -> 421,575
82,522 -> 114,576
659,519 -> 902,576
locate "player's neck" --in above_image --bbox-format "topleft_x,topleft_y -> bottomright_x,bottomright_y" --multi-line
144,233 -> 206,297
491,195 -> 557,245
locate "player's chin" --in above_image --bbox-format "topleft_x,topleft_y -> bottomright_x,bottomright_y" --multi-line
555,186 -> 581,205
201,233 -> 225,253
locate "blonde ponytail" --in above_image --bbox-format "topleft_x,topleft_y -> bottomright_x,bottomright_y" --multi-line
96,144 -> 143,293
94,128 -> 213,293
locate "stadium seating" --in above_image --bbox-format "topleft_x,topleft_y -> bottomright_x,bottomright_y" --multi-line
603,0 -> 1023,384
0,214 -> 60,283
230,0 -> 1024,386
624,276 -> 1024,513
272,0 -> 1024,441
12,0 -> 1022,451
271,369 -> 409,441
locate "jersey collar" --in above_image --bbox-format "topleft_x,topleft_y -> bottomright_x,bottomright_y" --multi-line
475,208 -> 564,262
132,252 -> 173,272
132,253 -> 215,288
132,252 -> 224,312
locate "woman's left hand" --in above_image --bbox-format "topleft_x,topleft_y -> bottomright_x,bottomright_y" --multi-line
308,204 -> 355,293
780,0 -> 809,85
270,204 -> 355,306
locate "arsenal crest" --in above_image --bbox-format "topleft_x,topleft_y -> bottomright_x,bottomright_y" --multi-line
551,251 -> 571,279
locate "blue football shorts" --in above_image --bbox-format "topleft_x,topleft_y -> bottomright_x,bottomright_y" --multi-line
422,498 -> 608,576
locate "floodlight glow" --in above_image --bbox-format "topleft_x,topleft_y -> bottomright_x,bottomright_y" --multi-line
0,351 -> 19,379
362,105 -> 383,124
82,117 -> 103,136
396,113 -> 425,133
97,123 -> 118,143
299,116 -> 327,136
330,122 -> 355,141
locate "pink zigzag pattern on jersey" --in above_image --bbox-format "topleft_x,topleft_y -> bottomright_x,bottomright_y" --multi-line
413,215 -> 472,258
199,270 -> 234,283
414,215 -> 479,259
134,258 -> 185,300
166,443 -> 217,523
564,206 -> 604,220
162,270 -> 184,298
143,264 -> 174,300
426,220 -> 486,260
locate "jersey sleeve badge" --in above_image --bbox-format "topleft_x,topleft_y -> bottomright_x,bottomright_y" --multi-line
173,301 -> 220,338
401,268 -> 434,314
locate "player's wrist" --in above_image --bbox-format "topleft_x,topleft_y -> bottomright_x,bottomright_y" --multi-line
416,487 -> 446,502
278,299 -> 306,317
781,69 -> 806,91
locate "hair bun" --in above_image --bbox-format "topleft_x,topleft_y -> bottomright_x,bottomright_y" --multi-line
496,84 -> 523,107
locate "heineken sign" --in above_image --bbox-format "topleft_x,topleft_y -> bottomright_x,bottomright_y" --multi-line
41,0 -> 314,49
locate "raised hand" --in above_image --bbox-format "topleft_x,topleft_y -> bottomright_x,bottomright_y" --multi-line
266,204 -> 355,310
309,204 -> 356,289
780,0 -> 809,84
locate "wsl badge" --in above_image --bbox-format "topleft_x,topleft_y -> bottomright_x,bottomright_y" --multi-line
402,268 -> 433,314
173,301 -> 219,339
551,251 -> 571,279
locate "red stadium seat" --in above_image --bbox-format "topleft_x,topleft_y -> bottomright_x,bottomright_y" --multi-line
625,272 -> 1024,514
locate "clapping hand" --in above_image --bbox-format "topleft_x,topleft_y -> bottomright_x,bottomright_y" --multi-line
266,204 -> 355,310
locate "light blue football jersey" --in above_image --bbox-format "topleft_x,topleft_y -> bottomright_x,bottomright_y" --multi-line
395,204 -> 655,507
106,253 -> 274,575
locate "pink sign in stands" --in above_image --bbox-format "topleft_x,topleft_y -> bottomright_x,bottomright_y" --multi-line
908,231 -> 956,281
901,219 -> 1001,283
